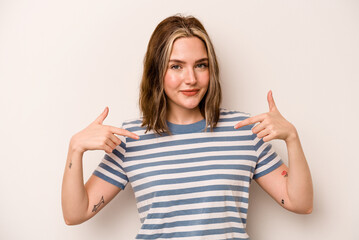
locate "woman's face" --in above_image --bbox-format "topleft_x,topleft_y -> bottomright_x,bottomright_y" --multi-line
164,37 -> 209,115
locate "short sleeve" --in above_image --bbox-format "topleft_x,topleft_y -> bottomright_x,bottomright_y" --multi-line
93,135 -> 129,190
253,136 -> 283,179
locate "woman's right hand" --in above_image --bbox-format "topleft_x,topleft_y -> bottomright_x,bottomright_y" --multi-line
70,107 -> 139,154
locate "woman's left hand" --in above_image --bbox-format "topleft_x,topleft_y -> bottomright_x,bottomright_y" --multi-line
234,90 -> 297,143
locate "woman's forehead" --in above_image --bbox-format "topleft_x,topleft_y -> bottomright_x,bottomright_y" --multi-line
170,37 -> 208,60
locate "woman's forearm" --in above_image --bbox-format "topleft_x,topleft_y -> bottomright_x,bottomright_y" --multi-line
61,141 -> 89,225
285,129 -> 313,213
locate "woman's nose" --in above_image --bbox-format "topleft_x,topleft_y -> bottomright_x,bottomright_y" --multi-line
184,68 -> 197,85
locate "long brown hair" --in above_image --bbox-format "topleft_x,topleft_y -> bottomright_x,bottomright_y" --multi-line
139,14 -> 222,135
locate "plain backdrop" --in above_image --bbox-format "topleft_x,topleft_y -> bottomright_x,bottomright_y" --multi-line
0,0 -> 358,239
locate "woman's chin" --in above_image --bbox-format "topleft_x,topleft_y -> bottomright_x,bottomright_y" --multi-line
174,103 -> 200,112
183,101 -> 202,110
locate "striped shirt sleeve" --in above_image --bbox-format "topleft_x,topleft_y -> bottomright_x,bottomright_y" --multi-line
92,134 -> 129,190
253,136 -> 283,179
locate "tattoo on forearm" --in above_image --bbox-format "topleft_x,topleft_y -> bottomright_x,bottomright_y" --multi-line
69,161 -> 72,169
281,171 -> 287,204
281,170 -> 288,177
92,196 -> 105,212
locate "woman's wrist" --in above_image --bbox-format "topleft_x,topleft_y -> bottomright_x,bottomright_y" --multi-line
69,135 -> 85,156
285,125 -> 299,144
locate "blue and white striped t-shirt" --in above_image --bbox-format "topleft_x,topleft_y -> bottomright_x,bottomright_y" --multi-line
93,109 -> 283,239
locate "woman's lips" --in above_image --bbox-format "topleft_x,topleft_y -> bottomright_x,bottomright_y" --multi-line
180,89 -> 199,96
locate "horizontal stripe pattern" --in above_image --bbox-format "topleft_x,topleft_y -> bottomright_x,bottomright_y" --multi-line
93,108 -> 283,239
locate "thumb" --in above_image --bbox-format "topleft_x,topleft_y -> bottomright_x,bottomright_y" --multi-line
94,106 -> 109,124
267,90 -> 277,112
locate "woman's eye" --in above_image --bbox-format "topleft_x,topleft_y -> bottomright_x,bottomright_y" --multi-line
170,65 -> 181,70
196,63 -> 208,68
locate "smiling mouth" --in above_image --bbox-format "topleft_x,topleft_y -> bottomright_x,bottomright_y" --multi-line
180,89 -> 200,96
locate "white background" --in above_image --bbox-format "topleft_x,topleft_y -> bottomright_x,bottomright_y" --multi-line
1,0 -> 358,239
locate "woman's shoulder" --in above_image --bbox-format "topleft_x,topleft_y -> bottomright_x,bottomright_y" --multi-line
119,117 -> 148,141
219,107 -> 251,119
121,117 -> 144,130
218,108 -> 253,131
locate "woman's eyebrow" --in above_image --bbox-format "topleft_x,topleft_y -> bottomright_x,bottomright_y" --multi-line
169,58 -> 209,64
196,58 -> 209,63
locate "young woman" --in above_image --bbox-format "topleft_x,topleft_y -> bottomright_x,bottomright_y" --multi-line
62,15 -> 313,239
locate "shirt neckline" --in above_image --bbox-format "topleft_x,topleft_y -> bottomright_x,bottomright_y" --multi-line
167,119 -> 206,134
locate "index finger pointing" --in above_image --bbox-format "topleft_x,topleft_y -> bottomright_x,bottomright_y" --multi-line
234,114 -> 265,129
109,126 -> 140,140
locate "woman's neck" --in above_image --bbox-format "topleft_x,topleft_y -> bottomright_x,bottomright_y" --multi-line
167,107 -> 204,125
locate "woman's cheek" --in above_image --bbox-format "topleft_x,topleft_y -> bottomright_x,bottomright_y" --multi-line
164,73 -> 182,89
